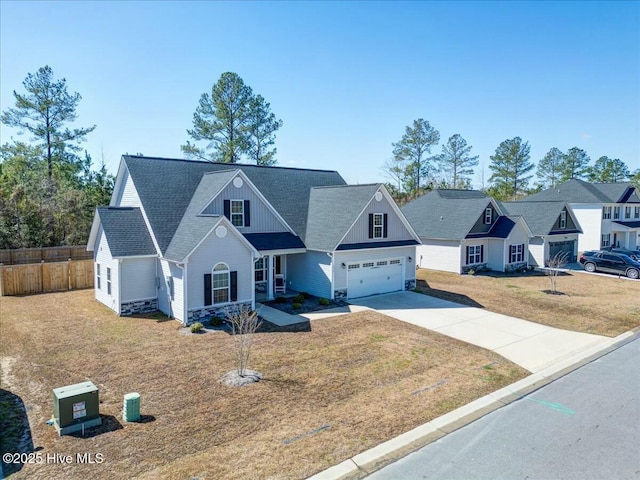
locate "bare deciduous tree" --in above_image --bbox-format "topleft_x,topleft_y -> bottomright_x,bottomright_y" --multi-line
546,251 -> 570,294
226,305 -> 262,377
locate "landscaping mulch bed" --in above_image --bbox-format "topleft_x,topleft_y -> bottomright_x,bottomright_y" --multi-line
262,293 -> 347,315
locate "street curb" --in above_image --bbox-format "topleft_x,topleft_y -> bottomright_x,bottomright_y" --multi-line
307,329 -> 639,480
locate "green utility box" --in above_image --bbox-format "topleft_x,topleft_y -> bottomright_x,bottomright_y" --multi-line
52,381 -> 101,436
123,392 -> 140,422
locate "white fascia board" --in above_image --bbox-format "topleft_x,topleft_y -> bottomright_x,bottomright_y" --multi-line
113,254 -> 159,260
256,248 -> 306,256
199,169 -> 296,235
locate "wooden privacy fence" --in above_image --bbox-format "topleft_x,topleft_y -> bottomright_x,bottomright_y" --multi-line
0,245 -> 92,265
0,259 -> 94,296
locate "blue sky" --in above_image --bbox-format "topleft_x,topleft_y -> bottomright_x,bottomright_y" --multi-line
1,1 -> 638,187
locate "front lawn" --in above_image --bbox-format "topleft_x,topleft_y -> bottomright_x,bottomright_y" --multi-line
416,268 -> 640,337
0,289 -> 527,479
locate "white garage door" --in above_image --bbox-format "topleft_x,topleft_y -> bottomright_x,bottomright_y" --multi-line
347,259 -> 403,299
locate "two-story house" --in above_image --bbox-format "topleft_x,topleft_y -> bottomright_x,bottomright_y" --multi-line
87,155 -> 420,324
401,190 -> 533,274
521,179 -> 640,252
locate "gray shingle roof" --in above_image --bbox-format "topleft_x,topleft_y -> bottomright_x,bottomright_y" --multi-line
500,201 -> 582,236
466,215 -> 518,239
97,207 -> 156,257
123,155 -> 346,255
522,179 -> 635,204
401,189 -> 496,240
304,184 -> 382,251
163,170 -> 238,262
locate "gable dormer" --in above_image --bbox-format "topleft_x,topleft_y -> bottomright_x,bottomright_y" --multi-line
199,171 -> 291,234
468,202 -> 499,235
550,207 -> 579,233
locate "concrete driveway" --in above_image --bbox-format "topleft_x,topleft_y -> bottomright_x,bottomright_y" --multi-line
349,291 -> 610,373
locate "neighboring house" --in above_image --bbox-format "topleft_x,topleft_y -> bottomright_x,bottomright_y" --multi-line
521,179 -> 640,252
401,190 -> 533,274
500,201 -> 583,266
87,155 -> 420,324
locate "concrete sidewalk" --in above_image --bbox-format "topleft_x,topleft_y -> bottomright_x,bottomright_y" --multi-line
349,291 -> 609,373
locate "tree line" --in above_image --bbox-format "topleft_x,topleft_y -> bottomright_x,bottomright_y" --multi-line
384,118 -> 640,203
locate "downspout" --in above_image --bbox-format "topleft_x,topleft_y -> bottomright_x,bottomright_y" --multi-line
327,251 -> 334,300
183,261 -> 188,324
117,258 -> 122,315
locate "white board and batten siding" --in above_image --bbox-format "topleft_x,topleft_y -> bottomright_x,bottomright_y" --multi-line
186,226 -> 254,313
570,204 -> 603,252
94,227 -> 120,313
120,258 -> 157,302
201,179 -> 289,234
341,193 -> 413,244
287,251 -> 332,299
417,240 -> 462,274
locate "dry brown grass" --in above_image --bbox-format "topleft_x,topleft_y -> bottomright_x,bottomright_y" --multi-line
416,268 -> 640,337
0,289 -> 527,480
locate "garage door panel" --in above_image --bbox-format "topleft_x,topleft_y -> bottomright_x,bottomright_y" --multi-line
548,240 -> 576,263
347,259 -> 403,299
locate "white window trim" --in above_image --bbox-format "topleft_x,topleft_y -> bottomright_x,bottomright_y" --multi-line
625,206 -> 631,219
603,206 -> 611,220
509,244 -> 524,263
96,263 -> 101,290
613,206 -> 621,220
484,208 -> 492,225
560,211 -> 567,229
106,267 -> 112,296
467,245 -> 483,265
635,207 -> 640,219
230,199 -> 244,228
212,262 -> 230,305
254,257 -> 267,283
373,213 -> 384,239
601,234 -> 611,248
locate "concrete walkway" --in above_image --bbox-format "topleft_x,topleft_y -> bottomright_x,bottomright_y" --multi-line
349,291 -> 609,373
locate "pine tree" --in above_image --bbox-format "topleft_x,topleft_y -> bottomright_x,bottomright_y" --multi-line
391,119 -> 440,195
488,137 -> 534,200
436,134 -> 478,188
536,147 -> 563,188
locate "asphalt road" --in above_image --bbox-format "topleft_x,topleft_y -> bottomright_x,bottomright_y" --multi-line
368,337 -> 640,480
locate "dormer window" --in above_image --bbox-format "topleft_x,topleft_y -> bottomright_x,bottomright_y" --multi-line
484,208 -> 493,224
560,211 -> 567,229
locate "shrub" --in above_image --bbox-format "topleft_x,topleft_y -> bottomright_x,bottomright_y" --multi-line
210,316 -> 223,327
300,292 -> 313,299
467,269 -> 475,276
292,294 -> 305,303
275,296 -> 288,304
291,302 -> 302,310
318,298 -> 330,306
190,322 -> 204,333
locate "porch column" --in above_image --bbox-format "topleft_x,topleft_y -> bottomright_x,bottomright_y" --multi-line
267,254 -> 275,300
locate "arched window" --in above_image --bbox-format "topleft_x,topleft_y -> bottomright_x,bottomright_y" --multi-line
212,263 -> 230,304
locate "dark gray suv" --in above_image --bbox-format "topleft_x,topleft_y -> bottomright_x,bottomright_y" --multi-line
579,251 -> 640,279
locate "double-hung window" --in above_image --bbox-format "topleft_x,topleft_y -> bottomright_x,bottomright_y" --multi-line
560,211 -> 567,229
601,234 -> 611,248
625,206 -> 631,219
635,207 -> 640,219
96,264 -> 101,290
231,200 -> 244,227
602,206 -> 611,219
613,206 -> 621,220
212,263 -> 230,304
106,267 -> 112,295
484,208 -> 493,225
467,245 -> 483,265
509,244 -> 524,263
373,213 -> 384,239
255,257 -> 267,283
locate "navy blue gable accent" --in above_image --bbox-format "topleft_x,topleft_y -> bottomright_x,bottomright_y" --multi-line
466,216 -> 516,239
243,232 -> 305,251
336,239 -> 419,251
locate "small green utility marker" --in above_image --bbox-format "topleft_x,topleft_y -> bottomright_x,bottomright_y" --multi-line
123,392 -> 141,422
